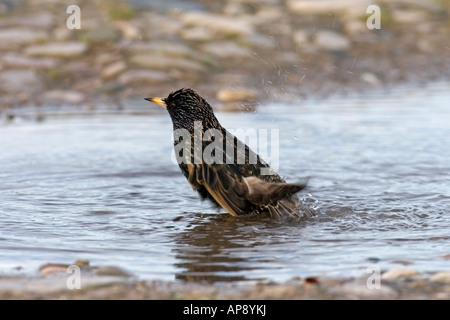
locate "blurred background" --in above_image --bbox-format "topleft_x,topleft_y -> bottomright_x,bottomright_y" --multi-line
0,0 -> 449,112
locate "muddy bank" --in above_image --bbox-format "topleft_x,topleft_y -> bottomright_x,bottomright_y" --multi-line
0,0 -> 449,112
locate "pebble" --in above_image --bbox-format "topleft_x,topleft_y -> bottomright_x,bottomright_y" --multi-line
0,12 -> 54,28
201,41 -> 251,59
429,271 -> 450,284
391,9 -> 428,24
333,280 -> 398,299
0,28 -> 48,46
180,27 -> 213,42
118,70 -> 172,84
101,61 -> 127,79
0,69 -> 42,94
360,72 -> 381,86
181,12 -> 253,37
1,53 -> 57,69
124,41 -> 195,58
382,267 -> 420,280
216,88 -> 257,102
95,266 -> 131,277
113,21 -> 141,40
314,31 -> 351,51
24,42 -> 88,58
130,54 -> 206,73
82,27 -> 120,43
44,90 -> 86,105
292,30 -> 309,46
287,0 -> 371,18
39,264 -> 69,275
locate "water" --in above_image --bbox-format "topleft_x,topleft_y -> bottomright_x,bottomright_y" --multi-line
1,83 -> 449,283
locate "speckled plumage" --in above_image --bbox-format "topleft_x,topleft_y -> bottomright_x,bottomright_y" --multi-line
146,88 -> 311,220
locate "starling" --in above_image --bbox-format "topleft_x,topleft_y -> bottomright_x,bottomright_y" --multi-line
145,88 -> 311,220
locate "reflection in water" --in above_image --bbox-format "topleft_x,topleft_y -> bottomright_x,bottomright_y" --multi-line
173,213 -> 308,282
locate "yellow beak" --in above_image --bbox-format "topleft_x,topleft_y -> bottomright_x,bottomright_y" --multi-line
144,97 -> 167,109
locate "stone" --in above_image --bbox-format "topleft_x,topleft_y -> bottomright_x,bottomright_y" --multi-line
44,90 -> 86,105
101,61 -> 127,79
39,264 -> 69,275
118,70 -> 172,84
0,28 -> 48,46
82,27 -> 120,43
0,12 -> 54,28
0,69 -> 42,94
113,21 -> 141,39
429,271 -> 450,283
391,9 -> 427,24
180,27 -> 213,42
293,30 -> 309,46
95,266 -> 131,277
216,88 -> 257,102
24,42 -> 88,58
201,41 -> 251,59
333,280 -> 398,299
382,267 -> 420,280
181,12 -> 253,37
121,41 -> 195,58
314,31 -> 351,51
345,21 -> 367,36
1,53 -> 57,69
130,54 -> 206,73
287,0 -> 371,18
360,72 -> 381,86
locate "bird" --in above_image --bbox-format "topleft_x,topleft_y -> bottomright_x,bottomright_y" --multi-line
145,88 -> 311,220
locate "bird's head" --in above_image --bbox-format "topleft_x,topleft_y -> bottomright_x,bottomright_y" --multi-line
145,88 -> 220,132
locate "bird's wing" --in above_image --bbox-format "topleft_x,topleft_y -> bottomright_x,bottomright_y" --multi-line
186,163 -> 307,216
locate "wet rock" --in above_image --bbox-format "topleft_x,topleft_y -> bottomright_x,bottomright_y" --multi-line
118,70 -> 172,84
44,90 -> 86,105
430,271 -> 450,283
95,266 -> 131,277
0,28 -> 48,46
180,12 -> 253,37
101,61 -> 127,79
201,41 -> 251,59
216,88 -> 257,102
1,53 -> 57,69
382,267 -> 420,280
0,69 -> 42,94
314,31 -> 351,51
130,54 -> 206,73
24,42 -> 88,58
40,264 -> 69,275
